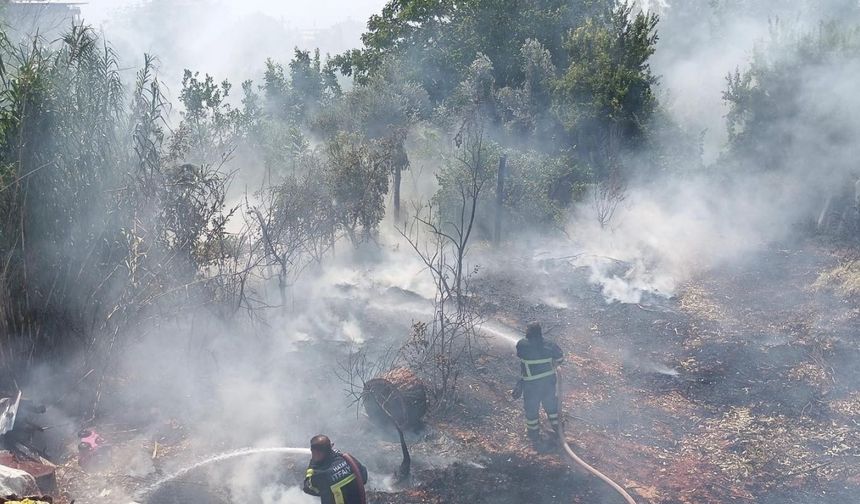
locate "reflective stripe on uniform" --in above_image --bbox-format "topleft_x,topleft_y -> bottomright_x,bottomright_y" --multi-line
331,473 -> 356,504
523,369 -> 555,381
548,413 -> 559,425
305,468 -> 318,493
525,418 -> 539,430
520,358 -> 555,381
521,358 -> 554,365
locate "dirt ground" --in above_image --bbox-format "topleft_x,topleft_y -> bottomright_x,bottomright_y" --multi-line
41,239 -> 860,503
373,239 -> 860,503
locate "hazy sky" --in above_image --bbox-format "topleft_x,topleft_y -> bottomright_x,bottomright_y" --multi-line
79,0 -> 388,28
65,0 -> 391,95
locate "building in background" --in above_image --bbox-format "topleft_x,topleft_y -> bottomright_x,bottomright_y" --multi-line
1,0 -> 83,40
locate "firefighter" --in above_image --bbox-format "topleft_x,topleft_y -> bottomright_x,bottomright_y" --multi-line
515,322 -> 564,448
303,434 -> 369,504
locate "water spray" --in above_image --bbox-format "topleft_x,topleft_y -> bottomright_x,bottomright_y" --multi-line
132,446 -> 310,502
480,321 -> 520,347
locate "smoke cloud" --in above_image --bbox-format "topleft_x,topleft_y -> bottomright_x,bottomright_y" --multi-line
571,0 -> 860,304
5,1 -> 860,502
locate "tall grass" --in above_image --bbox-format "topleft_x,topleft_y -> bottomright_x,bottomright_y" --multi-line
0,27 -> 236,392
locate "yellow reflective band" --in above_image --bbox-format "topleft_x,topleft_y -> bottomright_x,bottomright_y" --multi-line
305,468 -> 318,493
521,358 -> 554,379
523,369 -> 555,381
520,358 -> 553,365
331,473 -> 356,504
526,423 -> 540,431
525,418 -> 539,425
547,413 -> 559,419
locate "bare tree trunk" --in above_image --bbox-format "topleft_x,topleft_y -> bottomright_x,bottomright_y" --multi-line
394,162 -> 402,222
493,154 -> 506,246
278,270 -> 287,313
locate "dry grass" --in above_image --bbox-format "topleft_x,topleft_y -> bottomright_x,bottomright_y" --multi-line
678,283 -> 731,324
813,259 -> 860,298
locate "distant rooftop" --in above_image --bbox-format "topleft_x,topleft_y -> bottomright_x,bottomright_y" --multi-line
5,1 -> 85,4
3,0 -> 85,12
2,0 -> 84,39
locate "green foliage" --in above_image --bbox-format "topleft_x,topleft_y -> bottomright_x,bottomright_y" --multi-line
435,141 -> 585,234
316,59 -> 430,142
553,4 -> 659,176
262,49 -> 340,127
175,70 -> 244,165
0,27 -> 238,378
503,150 -> 588,226
335,0 -> 663,192
267,168 -> 335,265
325,133 -> 391,244
345,64 -> 430,139
251,158 -> 337,305
723,22 -> 860,172
496,39 -> 558,137
338,0 -> 614,103
0,26 -> 128,335
0,0 -> 691,376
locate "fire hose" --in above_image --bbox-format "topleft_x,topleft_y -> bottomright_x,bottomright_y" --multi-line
555,367 -> 638,504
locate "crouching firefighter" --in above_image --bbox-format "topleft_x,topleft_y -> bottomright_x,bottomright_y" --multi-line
514,322 -> 564,449
303,435 -> 369,504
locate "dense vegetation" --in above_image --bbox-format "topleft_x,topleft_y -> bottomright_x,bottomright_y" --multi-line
0,0 -> 858,399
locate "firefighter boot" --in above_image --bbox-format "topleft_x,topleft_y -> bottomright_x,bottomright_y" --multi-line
528,430 -> 555,453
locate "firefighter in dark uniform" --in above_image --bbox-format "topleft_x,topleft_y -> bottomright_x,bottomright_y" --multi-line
515,322 -> 564,447
303,435 -> 369,504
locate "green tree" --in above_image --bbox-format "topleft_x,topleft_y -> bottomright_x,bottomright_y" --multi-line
497,38 -> 558,139
0,27 -> 239,381
263,49 -> 340,127
553,4 -> 659,178
325,133 -> 390,244
316,59 -> 429,219
175,70 -> 241,165
335,0 -> 613,103
723,23 -> 860,173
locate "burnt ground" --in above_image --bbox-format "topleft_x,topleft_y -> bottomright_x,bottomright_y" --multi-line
372,239 -> 860,504
46,239 -> 860,503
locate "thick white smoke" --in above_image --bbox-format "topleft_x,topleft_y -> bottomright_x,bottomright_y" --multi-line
571,0 -> 860,304
571,172 -> 793,303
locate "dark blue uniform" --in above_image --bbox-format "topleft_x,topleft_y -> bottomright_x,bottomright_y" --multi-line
516,336 -> 564,436
303,450 -> 368,504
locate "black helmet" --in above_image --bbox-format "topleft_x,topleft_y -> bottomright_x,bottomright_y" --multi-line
310,434 -> 333,455
526,322 -> 542,339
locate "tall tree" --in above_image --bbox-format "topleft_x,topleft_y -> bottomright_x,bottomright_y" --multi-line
334,0 -> 613,103
553,4 -> 659,178
723,22 -> 860,175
